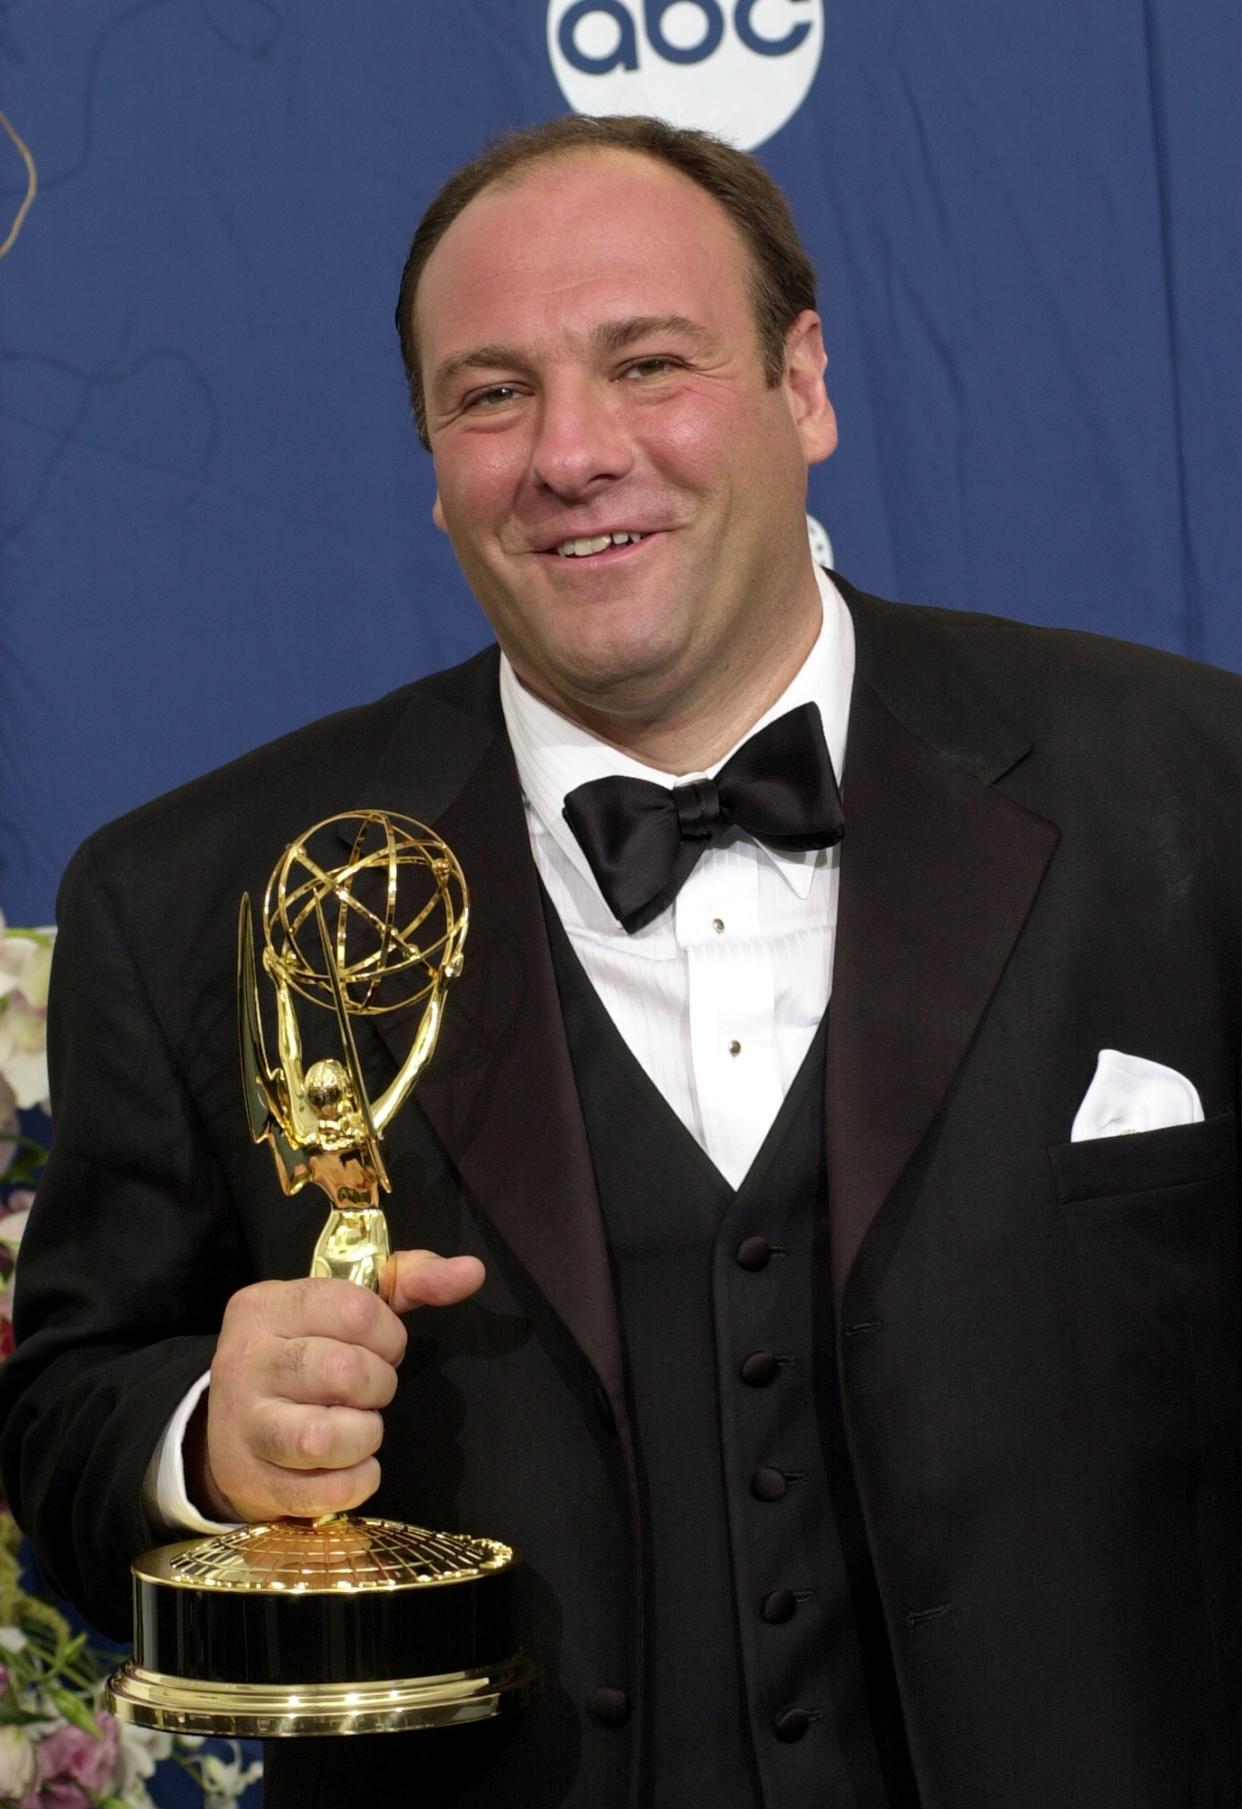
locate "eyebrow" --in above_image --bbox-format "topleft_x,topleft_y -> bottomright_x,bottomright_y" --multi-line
592,314 -> 717,355
431,315 -> 718,406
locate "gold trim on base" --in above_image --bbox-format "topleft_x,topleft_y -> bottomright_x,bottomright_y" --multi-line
106,1652 -> 541,1738
130,1517 -> 515,1593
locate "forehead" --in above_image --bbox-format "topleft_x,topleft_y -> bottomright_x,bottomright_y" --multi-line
416,151 -> 758,366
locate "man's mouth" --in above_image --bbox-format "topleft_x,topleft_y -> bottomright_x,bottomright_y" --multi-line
552,530 -> 647,558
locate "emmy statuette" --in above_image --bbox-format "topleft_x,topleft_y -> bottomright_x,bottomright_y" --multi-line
108,813 -> 539,1737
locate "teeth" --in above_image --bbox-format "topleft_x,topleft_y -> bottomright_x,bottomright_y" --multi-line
555,531 -> 645,557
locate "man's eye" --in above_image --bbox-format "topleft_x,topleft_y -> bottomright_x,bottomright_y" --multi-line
620,357 -> 680,380
462,384 -> 520,411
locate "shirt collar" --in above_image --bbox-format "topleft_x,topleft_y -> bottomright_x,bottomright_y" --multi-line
500,565 -> 855,905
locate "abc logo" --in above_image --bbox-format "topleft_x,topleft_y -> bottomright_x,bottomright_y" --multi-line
547,0 -> 824,151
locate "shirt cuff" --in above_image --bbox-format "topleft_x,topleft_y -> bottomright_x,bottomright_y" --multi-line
141,1370 -> 241,1536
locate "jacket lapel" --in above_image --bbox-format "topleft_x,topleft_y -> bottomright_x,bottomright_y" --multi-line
825,665 -> 1059,1310
347,696 -> 625,1416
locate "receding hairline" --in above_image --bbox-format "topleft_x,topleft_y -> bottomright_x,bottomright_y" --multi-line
441,138 -> 695,199
412,143 -> 775,371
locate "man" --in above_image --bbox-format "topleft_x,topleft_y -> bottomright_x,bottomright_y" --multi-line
2,116 -> 1237,1809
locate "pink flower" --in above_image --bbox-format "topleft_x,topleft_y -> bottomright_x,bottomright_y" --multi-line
22,1713 -> 119,1807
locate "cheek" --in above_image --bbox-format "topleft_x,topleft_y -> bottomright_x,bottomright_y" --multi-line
638,389 -> 751,486
433,438 -> 524,539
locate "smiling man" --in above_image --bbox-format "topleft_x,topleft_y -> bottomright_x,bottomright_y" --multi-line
3,117 -> 1238,1809
414,146 -> 836,771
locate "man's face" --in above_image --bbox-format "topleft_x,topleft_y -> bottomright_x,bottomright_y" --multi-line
417,150 -> 837,744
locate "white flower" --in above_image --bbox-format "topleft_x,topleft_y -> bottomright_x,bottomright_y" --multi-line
113,1720 -> 173,1804
0,921 -> 53,1010
0,1000 -> 50,1112
0,1724 -> 37,1799
115,1721 -> 172,1780
199,1741 -> 264,1807
0,1208 -> 28,1253
0,1624 -> 28,1652
118,1782 -> 158,1809
0,919 -> 54,1112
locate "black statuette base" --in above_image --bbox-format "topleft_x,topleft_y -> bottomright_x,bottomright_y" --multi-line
133,1559 -> 516,1687
106,1519 -> 541,1737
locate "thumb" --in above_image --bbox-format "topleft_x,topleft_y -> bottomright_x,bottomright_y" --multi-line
384,1248 -> 486,1315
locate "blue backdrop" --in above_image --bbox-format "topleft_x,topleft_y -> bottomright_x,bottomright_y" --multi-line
1,1 -> 1238,929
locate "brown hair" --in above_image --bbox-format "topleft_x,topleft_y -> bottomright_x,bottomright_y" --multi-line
395,114 -> 818,449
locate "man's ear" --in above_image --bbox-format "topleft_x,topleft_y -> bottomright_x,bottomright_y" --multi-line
432,491 -> 447,533
783,311 -> 838,467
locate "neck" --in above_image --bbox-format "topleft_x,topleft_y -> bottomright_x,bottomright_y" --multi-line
572,652 -> 811,773
519,585 -> 824,775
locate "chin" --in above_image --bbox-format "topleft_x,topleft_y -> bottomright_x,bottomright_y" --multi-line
524,627 -> 666,690
561,641 -> 686,699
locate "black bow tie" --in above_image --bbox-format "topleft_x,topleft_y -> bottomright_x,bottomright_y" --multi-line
562,702 -> 845,934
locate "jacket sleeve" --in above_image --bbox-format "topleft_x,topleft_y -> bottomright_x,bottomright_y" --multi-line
0,837 -> 245,1636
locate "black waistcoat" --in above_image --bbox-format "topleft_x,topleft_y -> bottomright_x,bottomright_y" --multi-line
544,911 -> 918,1809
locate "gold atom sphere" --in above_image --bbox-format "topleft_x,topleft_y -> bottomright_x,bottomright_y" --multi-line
262,811 -> 467,1016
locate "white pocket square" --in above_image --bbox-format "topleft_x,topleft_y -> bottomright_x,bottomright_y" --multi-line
1070,1048 -> 1205,1141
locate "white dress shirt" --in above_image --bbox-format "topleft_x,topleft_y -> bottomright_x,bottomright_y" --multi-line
502,564 -> 854,1188
148,566 -> 854,1531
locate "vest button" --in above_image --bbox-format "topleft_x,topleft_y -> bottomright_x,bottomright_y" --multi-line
774,1706 -> 811,1743
760,1588 -> 797,1623
750,1466 -> 787,1502
740,1350 -> 779,1386
735,1236 -> 772,1271
586,1686 -> 631,1728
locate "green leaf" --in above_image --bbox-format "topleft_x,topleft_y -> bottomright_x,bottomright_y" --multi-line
19,1594 -> 71,1653
2,1133 -> 50,1184
45,1683 -> 101,1736
0,1701 -> 46,1724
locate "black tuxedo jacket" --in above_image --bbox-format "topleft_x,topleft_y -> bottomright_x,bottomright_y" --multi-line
3,581 -> 1238,1808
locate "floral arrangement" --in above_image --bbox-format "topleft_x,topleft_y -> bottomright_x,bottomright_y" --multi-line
0,914 -> 261,1809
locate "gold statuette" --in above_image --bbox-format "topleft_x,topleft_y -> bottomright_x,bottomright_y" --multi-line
108,813 -> 539,1739
239,809 -> 468,1294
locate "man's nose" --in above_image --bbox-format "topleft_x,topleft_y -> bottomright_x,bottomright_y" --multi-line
529,380 -> 633,498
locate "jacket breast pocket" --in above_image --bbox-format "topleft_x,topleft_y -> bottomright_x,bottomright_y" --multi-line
1047,1110 -> 1238,1205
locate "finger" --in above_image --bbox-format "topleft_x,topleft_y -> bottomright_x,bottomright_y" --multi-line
274,1458 -> 382,1520
223,1277 -> 408,1367
234,1455 -> 384,1523
202,1386 -> 386,1522
255,1335 -> 399,1411
387,1250 -> 486,1316
250,1400 -> 385,1474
